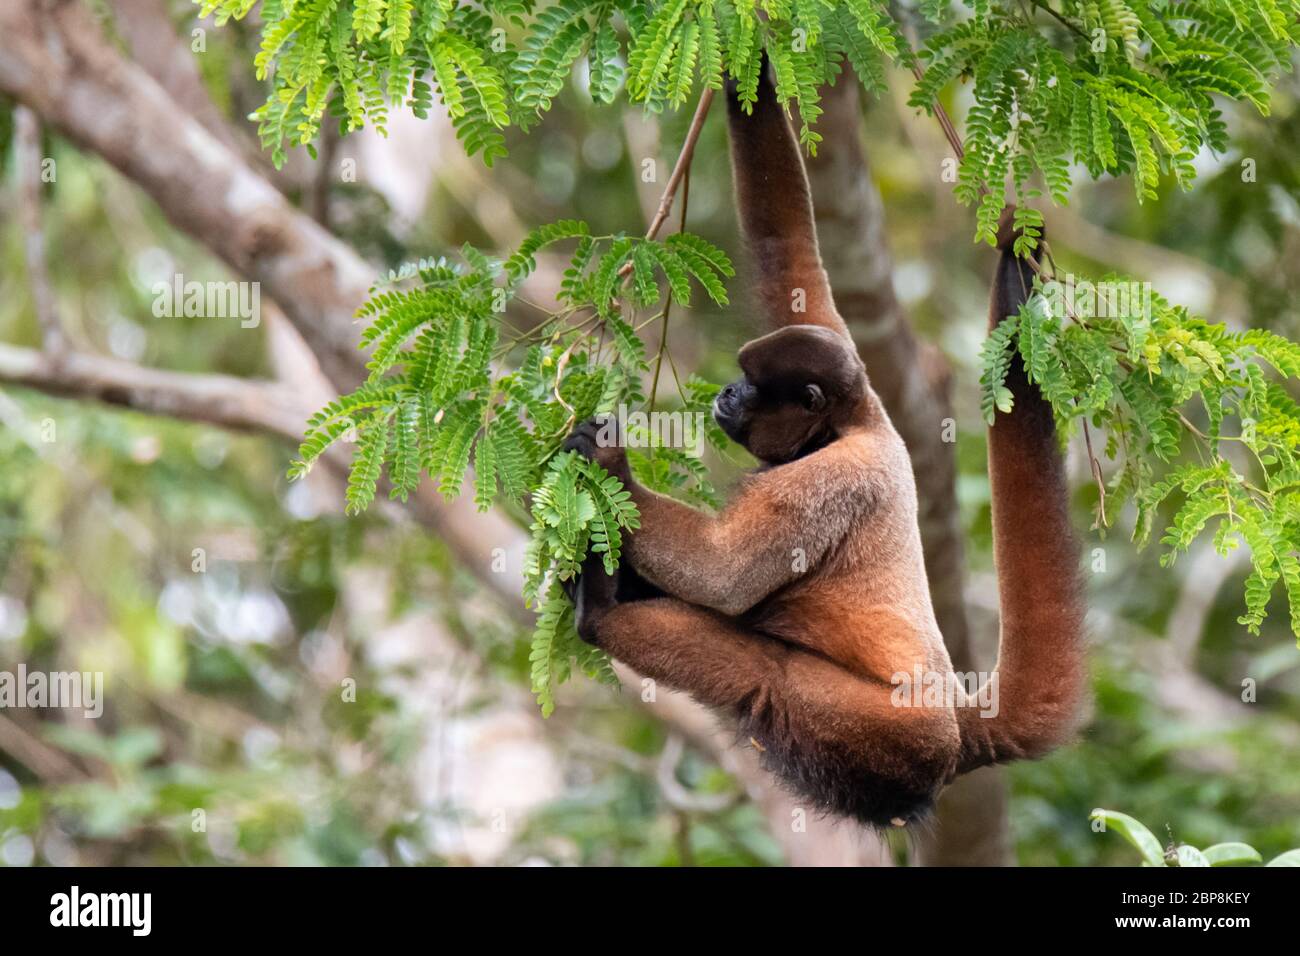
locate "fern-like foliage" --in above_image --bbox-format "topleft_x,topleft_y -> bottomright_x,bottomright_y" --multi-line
982,284 -> 1300,642
203,0 -> 1300,225
524,453 -> 630,715
909,0 -> 1299,243
227,2 -> 1300,667
290,221 -> 733,711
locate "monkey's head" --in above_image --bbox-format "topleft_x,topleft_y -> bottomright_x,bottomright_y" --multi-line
713,325 -> 869,464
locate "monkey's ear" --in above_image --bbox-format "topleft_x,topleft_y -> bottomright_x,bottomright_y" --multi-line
801,383 -> 826,412
726,56 -> 849,341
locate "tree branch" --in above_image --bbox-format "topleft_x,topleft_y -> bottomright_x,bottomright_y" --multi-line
0,712 -> 87,784
617,88 -> 715,279
0,342 -> 308,439
644,89 -> 716,242
0,0 -> 371,390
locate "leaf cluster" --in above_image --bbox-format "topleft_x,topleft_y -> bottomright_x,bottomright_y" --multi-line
982,285 -> 1300,639
289,220 -> 734,710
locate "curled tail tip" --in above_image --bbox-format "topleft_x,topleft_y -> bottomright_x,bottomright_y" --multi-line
994,204 -> 1045,255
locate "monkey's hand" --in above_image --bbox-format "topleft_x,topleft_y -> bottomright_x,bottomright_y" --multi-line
562,416 -> 630,483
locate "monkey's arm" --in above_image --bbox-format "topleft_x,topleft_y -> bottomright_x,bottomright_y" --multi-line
726,56 -> 848,339
624,445 -> 876,616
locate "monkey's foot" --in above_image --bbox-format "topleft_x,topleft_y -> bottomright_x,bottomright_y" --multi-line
569,555 -> 618,645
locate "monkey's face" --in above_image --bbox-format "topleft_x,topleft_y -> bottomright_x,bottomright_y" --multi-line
715,325 -> 868,464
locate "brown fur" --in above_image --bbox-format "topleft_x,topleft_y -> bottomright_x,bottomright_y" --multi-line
723,57 -> 848,340
561,63 -> 1085,827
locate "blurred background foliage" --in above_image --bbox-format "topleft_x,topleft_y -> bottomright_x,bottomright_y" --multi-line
0,0 -> 1298,866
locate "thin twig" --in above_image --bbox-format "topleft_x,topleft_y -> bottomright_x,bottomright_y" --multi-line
649,164 -> 692,409
618,88 -> 716,279
311,120 -> 338,229
909,59 -> 966,164
644,88 -> 714,241
1029,0 -> 1090,40
0,712 -> 86,783
655,734 -> 740,814
1082,420 -> 1108,528
13,106 -> 65,354
905,28 -> 1121,510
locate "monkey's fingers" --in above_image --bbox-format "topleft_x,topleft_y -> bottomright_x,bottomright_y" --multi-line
559,572 -> 580,606
561,417 -> 614,460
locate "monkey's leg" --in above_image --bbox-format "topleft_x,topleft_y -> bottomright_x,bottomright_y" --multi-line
592,598 -> 961,825
593,597 -> 788,705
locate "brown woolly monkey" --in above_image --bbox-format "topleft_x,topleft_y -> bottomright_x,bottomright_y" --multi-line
562,63 -> 1085,828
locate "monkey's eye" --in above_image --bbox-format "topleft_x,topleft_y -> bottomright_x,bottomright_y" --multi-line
801,383 -> 826,412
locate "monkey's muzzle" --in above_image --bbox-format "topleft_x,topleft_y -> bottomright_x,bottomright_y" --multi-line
713,379 -> 756,443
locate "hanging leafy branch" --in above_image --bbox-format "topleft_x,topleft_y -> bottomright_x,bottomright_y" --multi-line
909,0 -> 1299,244
982,284 -> 1300,641
197,0 -> 899,163
288,222 -> 734,713
199,1 -> 1298,210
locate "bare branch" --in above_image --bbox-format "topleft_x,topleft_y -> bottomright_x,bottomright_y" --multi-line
1165,545 -> 1250,665
655,734 -> 740,814
0,342 -> 308,439
644,89 -> 716,242
0,712 -> 87,784
617,88 -> 716,279
0,338 -> 531,615
109,0 -> 248,156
